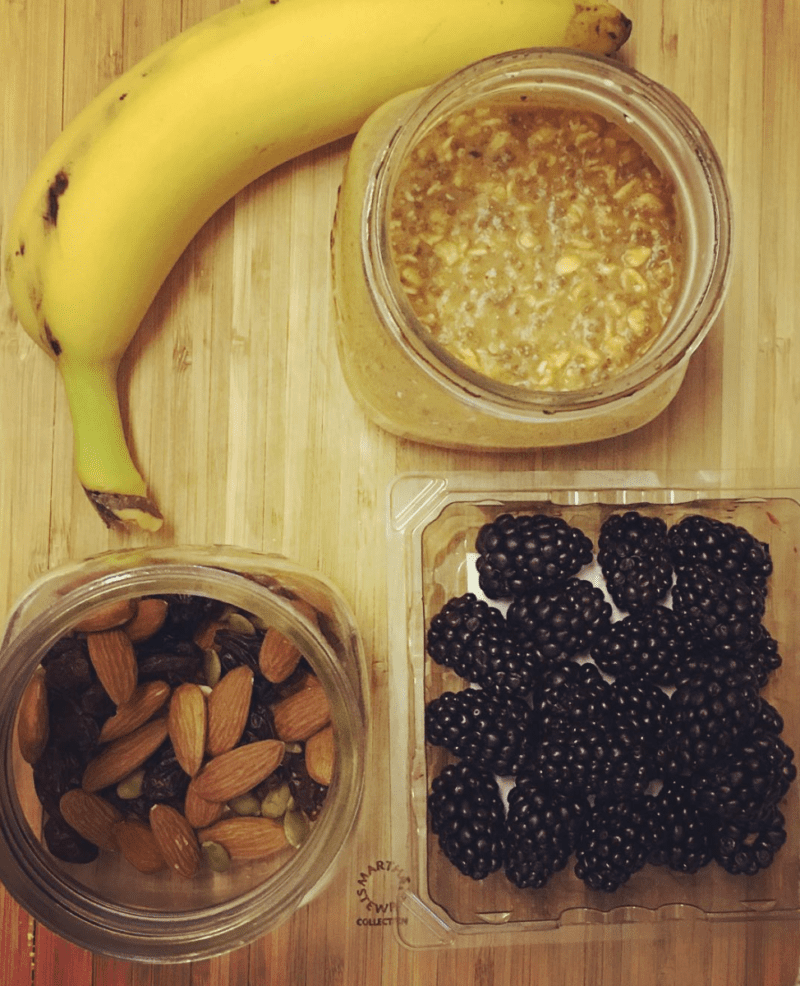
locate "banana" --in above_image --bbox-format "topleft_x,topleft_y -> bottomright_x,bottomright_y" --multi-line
3,0 -> 631,531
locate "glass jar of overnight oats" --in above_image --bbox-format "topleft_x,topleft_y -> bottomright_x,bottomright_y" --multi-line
331,49 -> 733,449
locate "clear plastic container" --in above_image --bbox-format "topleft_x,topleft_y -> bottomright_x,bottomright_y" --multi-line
332,49 -> 733,449
386,471 -> 800,949
0,545 -> 367,963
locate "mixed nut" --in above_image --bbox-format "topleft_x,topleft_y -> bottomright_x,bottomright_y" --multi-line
17,593 -> 335,877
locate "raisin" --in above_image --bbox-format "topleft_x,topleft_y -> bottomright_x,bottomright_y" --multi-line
48,696 -> 100,754
137,646 -> 201,686
33,747 -> 85,819
285,751 -> 328,821
79,680 -> 117,722
217,629 -> 261,675
43,814 -> 99,864
140,743 -> 190,808
43,649 -> 94,695
242,678 -> 277,745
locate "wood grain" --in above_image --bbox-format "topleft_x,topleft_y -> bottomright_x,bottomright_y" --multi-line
2,0 -> 800,983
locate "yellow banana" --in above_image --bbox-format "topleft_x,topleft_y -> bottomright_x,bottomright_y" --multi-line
3,0 -> 631,531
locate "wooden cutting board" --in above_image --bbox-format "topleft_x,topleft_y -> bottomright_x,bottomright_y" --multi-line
1,1 -> 800,983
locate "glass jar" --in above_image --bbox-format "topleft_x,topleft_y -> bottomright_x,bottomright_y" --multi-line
0,545 -> 367,963
331,48 -> 733,449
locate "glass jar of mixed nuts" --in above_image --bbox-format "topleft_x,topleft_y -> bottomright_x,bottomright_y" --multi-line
0,546 -> 366,962
332,48 -> 733,448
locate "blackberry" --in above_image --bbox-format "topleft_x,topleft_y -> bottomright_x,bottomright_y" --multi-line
475,513 -> 593,600
590,605 -> 694,686
597,511 -> 673,613
427,762 -> 506,880
507,578 -> 612,663
529,718 -> 653,801
426,593 -> 506,681
609,675 -> 672,756
659,655 -> 760,771
672,564 -> 765,647
714,809 -> 787,875
647,777 -> 714,874
692,730 -> 796,826
668,514 -> 773,591
574,796 -> 656,892
424,688 -> 532,776
531,661 -> 613,733
503,773 -> 589,889
472,633 -> 540,700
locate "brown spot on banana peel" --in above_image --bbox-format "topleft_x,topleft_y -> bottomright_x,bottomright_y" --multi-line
84,490 -> 164,531
43,321 -> 62,356
45,170 -> 69,225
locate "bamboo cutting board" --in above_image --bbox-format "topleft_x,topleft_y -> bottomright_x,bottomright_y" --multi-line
2,1 -> 800,983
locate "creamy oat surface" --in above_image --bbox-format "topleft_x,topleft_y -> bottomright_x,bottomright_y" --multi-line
389,100 -> 682,391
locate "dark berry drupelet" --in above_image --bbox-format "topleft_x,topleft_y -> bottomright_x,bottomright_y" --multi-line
475,513 -> 593,600
574,796 -> 657,893
591,605 -> 694,686
659,655 -> 760,772
426,593 -> 506,681
692,729 -> 796,827
503,773 -> 589,889
671,564 -> 766,648
647,777 -> 714,874
425,688 -> 532,777
668,514 -> 773,592
507,578 -> 613,663
713,809 -> 787,875
597,511 -> 673,613
428,762 -> 506,880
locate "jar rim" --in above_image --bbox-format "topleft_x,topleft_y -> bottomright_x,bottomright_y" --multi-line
363,47 -> 733,415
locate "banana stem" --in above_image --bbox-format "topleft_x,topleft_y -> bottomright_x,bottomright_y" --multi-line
58,359 -> 163,530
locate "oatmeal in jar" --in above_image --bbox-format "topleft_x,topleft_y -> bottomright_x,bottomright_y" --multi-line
389,101 -> 683,391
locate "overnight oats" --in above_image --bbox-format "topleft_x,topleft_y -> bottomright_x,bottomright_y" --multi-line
389,102 -> 682,392
332,49 -> 732,449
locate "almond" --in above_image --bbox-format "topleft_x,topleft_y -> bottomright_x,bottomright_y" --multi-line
194,618 -> 226,650
191,739 -> 285,803
205,665 -> 253,756
272,675 -> 330,742
197,816 -> 289,860
288,596 -> 321,627
149,804 -> 201,878
98,680 -> 171,743
17,667 -> 49,764
183,781 -> 225,829
305,724 -> 335,786
258,628 -> 302,684
73,598 -> 138,633
86,628 -> 138,705
124,597 -> 169,643
168,683 -> 207,777
59,789 -> 123,852
82,716 -> 169,792
112,818 -> 166,873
